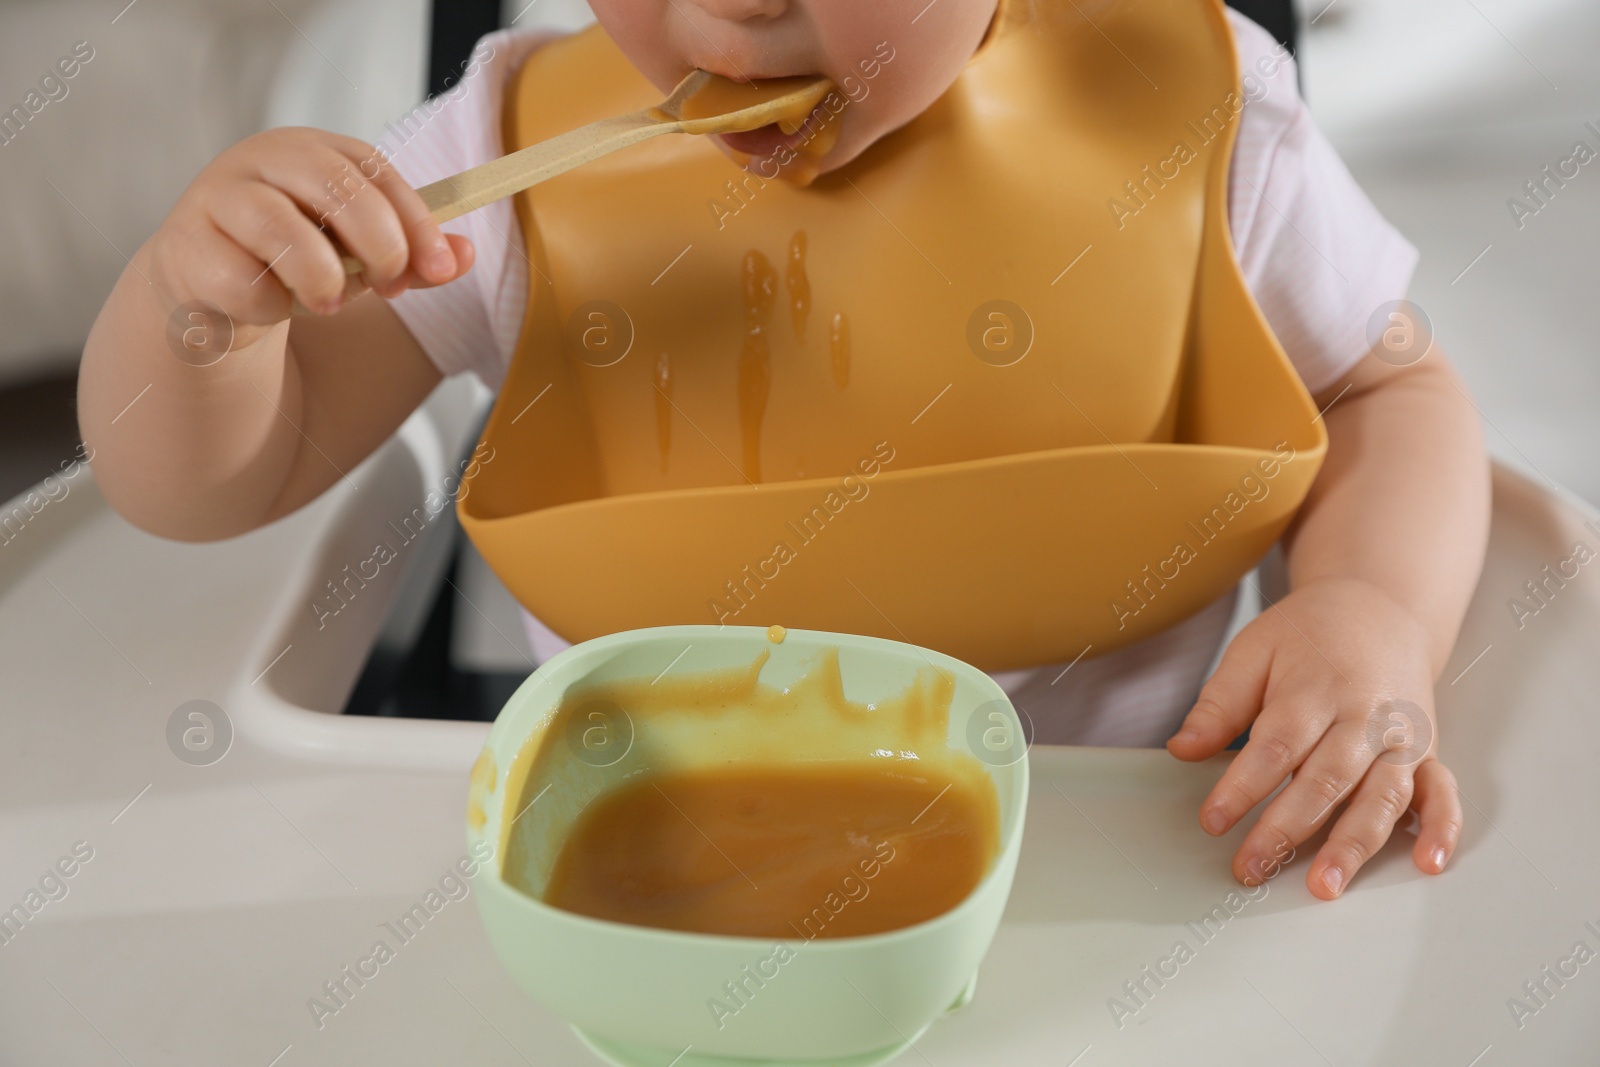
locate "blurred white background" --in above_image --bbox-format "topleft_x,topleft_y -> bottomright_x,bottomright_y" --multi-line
0,0 -> 1593,499
1302,0 -> 1600,504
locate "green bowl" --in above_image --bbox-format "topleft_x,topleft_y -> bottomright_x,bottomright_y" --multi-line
467,625 -> 1029,1064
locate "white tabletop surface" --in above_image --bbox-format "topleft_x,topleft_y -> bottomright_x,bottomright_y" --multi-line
2,418 -> 1598,1065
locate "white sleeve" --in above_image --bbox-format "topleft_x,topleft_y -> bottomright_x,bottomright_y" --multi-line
380,29 -> 546,392
1224,11 -> 1420,396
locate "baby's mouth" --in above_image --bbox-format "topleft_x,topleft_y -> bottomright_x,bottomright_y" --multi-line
682,68 -> 841,163
716,118 -> 817,158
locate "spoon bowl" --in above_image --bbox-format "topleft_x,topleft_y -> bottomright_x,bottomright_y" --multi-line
654,70 -> 836,135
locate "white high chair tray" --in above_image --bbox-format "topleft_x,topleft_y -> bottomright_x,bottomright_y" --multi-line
1,436 -> 1596,1064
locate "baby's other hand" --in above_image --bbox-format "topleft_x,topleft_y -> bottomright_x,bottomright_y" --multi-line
148,127 -> 474,331
1166,577 -> 1462,900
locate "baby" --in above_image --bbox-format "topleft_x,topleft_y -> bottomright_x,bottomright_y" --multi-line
79,0 -> 1489,901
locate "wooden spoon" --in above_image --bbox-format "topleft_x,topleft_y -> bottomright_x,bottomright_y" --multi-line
333,71 -> 835,277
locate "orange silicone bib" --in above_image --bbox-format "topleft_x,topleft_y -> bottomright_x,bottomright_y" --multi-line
457,0 -> 1327,672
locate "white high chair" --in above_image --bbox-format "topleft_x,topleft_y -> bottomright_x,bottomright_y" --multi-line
1,369 -> 1597,1065
6,0 -> 1594,1059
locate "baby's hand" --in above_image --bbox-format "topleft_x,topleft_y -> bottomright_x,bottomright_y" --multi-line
147,127 -> 472,330
1166,577 -> 1462,899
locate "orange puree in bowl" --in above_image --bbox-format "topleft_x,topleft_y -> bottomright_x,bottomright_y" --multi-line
544,762 -> 998,938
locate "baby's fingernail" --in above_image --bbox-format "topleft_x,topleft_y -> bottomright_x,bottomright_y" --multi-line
1430,846 -> 1447,871
427,243 -> 455,278
1202,809 -> 1228,834
1172,727 -> 1198,743
1322,866 -> 1343,896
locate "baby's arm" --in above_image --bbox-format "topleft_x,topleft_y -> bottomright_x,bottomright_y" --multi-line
1168,345 -> 1490,898
78,128 -> 473,542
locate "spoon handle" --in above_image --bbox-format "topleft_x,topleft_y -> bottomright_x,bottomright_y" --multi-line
309,70 -> 829,287
417,110 -> 671,223
328,110 -> 671,278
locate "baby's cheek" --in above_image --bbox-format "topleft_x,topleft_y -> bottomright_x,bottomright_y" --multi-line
812,70 -> 931,173
586,0 -> 680,95
812,0 -> 996,158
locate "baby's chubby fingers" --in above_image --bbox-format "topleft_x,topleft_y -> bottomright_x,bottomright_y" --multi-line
155,214 -> 299,325
1410,758 -> 1462,875
1191,690 -> 1337,838
209,183 -> 351,318
1224,717 -> 1373,885
1301,745 -> 1414,899
167,128 -> 477,325
325,135 -> 470,294
250,141 -> 401,293
1166,622 -> 1272,760
254,138 -> 462,299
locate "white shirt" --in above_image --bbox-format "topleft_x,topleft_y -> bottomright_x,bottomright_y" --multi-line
384,13 -> 1418,747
